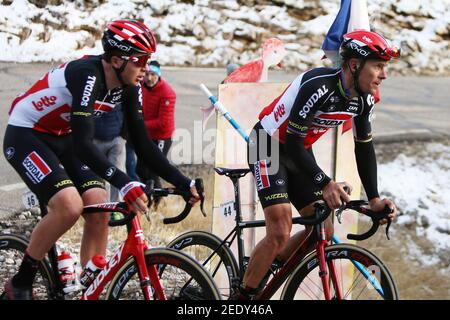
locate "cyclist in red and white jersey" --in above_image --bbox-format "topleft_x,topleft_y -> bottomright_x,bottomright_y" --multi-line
235,30 -> 400,299
3,20 -> 199,299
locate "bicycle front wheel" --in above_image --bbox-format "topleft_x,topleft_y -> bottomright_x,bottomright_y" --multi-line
281,244 -> 398,300
168,231 -> 239,299
106,247 -> 221,300
0,234 -> 55,300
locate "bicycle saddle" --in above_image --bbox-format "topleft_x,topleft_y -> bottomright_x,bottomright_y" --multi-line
214,167 -> 251,178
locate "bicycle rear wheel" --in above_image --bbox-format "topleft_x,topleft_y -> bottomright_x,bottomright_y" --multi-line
281,243 -> 398,300
0,234 -> 55,300
167,231 -> 239,299
106,247 -> 221,300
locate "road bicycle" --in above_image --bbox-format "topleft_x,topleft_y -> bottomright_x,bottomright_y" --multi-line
167,167 -> 399,300
0,179 -> 220,300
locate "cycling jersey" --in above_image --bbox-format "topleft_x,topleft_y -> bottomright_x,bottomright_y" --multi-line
9,57 -> 124,135
6,55 -> 190,196
251,67 -> 379,203
258,67 -> 374,148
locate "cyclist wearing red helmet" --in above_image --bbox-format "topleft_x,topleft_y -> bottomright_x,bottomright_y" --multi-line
234,30 -> 400,299
3,19 -> 199,299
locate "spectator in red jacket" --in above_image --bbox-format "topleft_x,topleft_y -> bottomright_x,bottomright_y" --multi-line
137,60 -> 176,199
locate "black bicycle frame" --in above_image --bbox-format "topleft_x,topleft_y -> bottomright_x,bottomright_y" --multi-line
218,175 -> 320,286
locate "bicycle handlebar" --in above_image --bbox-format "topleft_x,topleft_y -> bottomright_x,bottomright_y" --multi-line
96,178 -> 206,227
83,202 -> 136,227
292,203 -> 333,226
294,200 -> 392,241
157,178 -> 206,224
335,200 -> 393,241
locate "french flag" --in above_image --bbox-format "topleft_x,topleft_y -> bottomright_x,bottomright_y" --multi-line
322,0 -> 371,66
321,0 -> 379,134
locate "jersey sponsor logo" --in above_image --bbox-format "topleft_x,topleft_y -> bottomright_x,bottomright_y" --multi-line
273,103 -> 286,122
93,110 -> 105,117
275,179 -> 285,186
311,126 -> 328,135
288,120 -> 308,133
22,151 -> 52,184
54,179 -> 73,189
5,147 -> 15,160
81,180 -> 104,189
312,118 -> 346,127
254,160 -> 270,191
366,94 -> 375,106
81,76 -> 97,107
314,172 -> 326,184
299,85 -> 329,118
32,95 -> 57,111
110,90 -> 123,104
105,166 -> 116,178
346,105 -> 359,112
329,96 -> 340,103
72,111 -> 91,117
264,192 -> 288,202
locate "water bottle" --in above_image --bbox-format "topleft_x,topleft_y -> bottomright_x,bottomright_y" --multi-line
57,251 -> 79,293
79,254 -> 107,289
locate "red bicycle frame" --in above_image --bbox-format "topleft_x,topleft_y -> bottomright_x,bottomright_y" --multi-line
315,222 -> 342,300
256,218 -> 343,300
80,204 -> 165,300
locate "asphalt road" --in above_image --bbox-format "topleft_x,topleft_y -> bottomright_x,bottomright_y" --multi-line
0,62 -> 449,215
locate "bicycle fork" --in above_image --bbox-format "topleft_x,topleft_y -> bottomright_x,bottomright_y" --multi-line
315,218 -> 343,300
130,219 -> 166,300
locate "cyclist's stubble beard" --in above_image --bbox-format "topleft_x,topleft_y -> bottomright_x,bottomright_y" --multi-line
357,60 -> 387,96
121,62 -> 146,86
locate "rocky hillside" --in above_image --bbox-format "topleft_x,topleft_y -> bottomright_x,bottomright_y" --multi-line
0,0 -> 449,75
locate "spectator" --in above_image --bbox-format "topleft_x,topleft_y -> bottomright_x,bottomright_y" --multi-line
93,104 -> 126,202
125,141 -> 140,181
136,61 -> 176,197
226,62 -> 239,76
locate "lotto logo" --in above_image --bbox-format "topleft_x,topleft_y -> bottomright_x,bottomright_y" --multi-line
32,96 -> 57,111
273,103 -> 286,122
22,151 -> 52,184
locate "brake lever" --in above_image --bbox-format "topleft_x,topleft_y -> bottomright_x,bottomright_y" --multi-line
195,178 -> 207,217
143,180 -> 155,222
374,205 -> 392,240
385,219 -> 391,240
335,204 -> 346,224
335,186 -> 351,224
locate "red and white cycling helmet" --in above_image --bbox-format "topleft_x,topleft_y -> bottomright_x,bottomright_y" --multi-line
340,30 -> 400,61
102,19 -> 156,56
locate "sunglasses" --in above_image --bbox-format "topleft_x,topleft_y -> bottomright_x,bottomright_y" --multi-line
384,46 -> 401,59
121,55 -> 151,68
373,40 -> 401,59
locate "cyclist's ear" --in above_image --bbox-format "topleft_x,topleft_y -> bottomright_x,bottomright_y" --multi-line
110,55 -> 123,68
